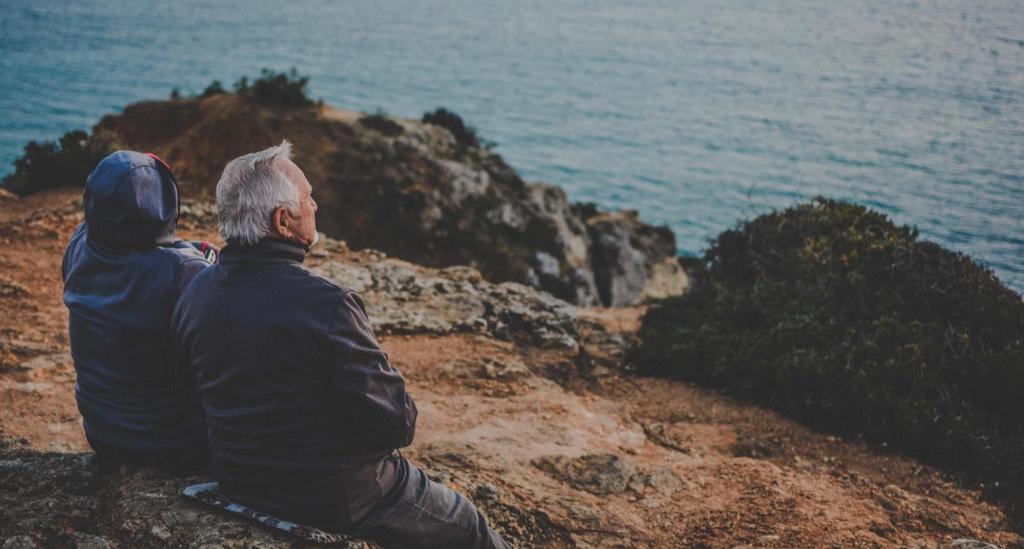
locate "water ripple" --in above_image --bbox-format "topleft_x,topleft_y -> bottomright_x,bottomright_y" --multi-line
0,0 -> 1021,290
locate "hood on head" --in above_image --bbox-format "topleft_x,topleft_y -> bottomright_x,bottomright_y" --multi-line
84,150 -> 179,249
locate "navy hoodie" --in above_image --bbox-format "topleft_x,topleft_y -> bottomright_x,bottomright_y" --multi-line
62,151 -> 211,453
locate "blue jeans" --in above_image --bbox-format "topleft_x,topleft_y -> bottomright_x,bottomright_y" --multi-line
354,458 -> 510,549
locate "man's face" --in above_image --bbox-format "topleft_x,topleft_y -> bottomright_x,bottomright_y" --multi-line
277,158 -> 318,247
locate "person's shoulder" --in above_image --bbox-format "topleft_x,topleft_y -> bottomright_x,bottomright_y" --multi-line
280,264 -> 369,315
157,241 -> 207,261
293,264 -> 360,301
278,267 -> 367,329
151,243 -> 212,291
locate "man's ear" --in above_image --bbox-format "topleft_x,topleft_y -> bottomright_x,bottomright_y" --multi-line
272,206 -> 292,239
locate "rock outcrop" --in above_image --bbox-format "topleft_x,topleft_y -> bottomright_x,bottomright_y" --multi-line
532,453 -> 682,497
0,436 -> 566,549
0,442 -> 334,549
89,94 -> 686,306
581,208 -> 688,306
310,250 -> 581,349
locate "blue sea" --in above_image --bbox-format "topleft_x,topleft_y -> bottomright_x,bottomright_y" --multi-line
1,0 -> 1022,290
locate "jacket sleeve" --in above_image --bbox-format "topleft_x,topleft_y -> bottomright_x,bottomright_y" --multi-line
326,290 -> 417,450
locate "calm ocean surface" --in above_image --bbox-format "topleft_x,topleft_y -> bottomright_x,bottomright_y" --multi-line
1,0 -> 1022,290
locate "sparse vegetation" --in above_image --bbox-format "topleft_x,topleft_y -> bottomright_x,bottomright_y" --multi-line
1,130 -> 109,196
358,110 -> 405,137
234,68 -> 314,108
422,108 -> 484,150
572,201 -> 601,221
630,198 -> 1024,516
200,80 -> 226,98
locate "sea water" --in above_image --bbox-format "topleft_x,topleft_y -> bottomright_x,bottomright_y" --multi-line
1,0 -> 1021,290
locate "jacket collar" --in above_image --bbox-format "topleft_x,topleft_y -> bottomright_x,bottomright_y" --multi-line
219,238 -> 307,265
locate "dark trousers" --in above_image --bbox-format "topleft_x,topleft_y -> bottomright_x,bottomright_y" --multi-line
354,458 -> 510,549
87,435 -> 210,475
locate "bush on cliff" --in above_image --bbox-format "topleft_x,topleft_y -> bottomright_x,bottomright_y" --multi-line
1,130 -> 109,196
630,198 -> 1024,509
233,68 -> 313,108
200,79 -> 227,98
359,110 -> 405,137
422,108 -> 482,150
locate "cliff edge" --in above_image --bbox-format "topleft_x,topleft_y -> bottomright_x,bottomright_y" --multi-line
0,190 -> 1019,548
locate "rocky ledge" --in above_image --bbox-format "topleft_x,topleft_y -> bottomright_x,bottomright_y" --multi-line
0,230 -> 618,549
90,94 -> 686,306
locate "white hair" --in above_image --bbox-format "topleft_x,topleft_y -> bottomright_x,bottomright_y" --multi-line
216,141 -> 299,246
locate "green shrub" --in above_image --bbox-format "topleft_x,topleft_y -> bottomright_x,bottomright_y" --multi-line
1,130 -> 109,196
572,201 -> 601,221
200,80 -> 226,98
422,108 -> 483,150
630,198 -> 1024,515
358,111 -> 404,137
234,68 -> 313,108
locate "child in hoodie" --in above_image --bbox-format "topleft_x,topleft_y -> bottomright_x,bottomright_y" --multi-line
62,151 -> 213,472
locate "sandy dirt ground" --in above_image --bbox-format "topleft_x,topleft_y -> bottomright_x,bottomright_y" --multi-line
0,188 -> 1020,548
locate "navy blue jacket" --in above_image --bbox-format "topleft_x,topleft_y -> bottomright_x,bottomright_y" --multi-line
171,238 -> 417,528
62,151 -> 211,453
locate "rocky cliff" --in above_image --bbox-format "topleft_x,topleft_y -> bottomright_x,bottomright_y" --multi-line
0,190 -> 1020,548
83,94 -> 686,306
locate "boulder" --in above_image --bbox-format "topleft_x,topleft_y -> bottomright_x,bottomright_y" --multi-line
0,442 -> 371,548
533,454 -> 639,495
532,453 -> 684,498
308,238 -> 585,348
583,210 -> 689,306
943,541 -> 1001,549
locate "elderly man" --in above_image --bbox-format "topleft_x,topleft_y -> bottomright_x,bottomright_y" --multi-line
172,142 -> 508,548
63,151 -> 214,472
